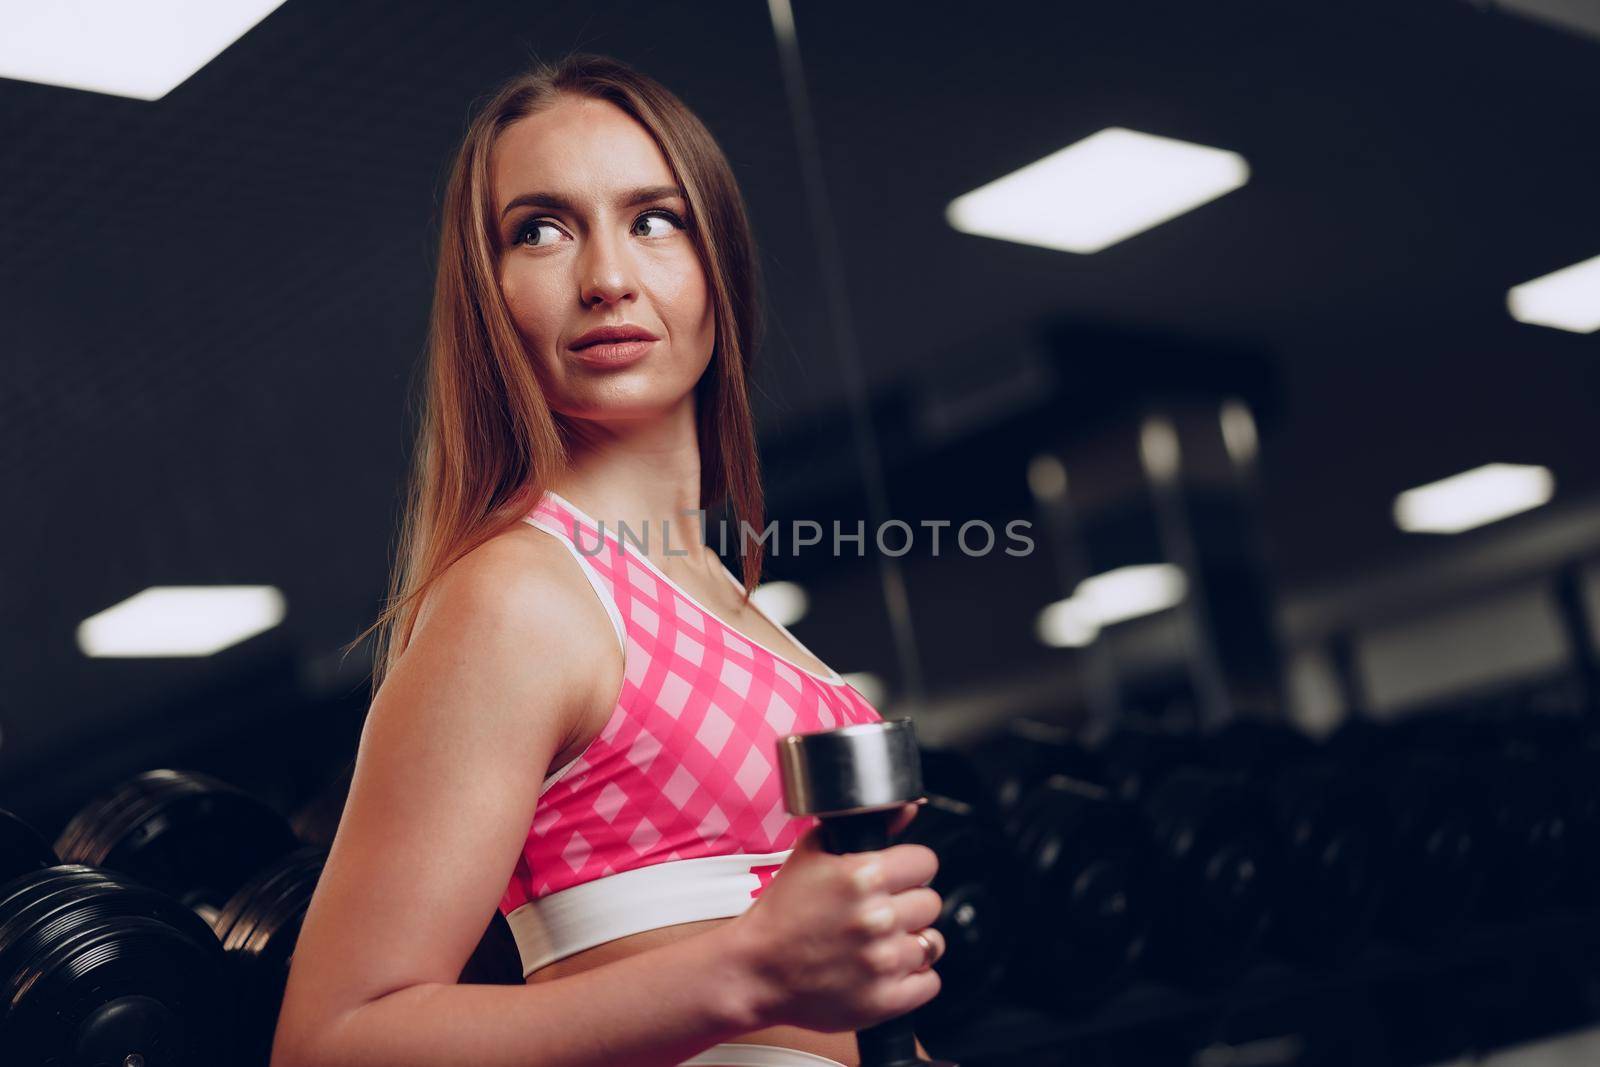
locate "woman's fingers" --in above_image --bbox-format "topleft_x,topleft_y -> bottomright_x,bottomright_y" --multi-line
896,886 -> 943,931
908,925 -> 946,971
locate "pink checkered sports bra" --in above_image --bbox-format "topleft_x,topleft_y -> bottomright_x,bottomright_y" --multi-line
499,490 -> 885,976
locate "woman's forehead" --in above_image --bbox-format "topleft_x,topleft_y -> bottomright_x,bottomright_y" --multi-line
492,98 -> 675,208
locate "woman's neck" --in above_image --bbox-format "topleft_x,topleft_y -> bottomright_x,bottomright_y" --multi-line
552,404 -> 714,571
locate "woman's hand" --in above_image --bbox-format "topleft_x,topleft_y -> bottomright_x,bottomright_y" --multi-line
719,802 -> 946,1033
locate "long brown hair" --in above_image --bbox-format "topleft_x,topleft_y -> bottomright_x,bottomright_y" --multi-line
346,53 -> 766,700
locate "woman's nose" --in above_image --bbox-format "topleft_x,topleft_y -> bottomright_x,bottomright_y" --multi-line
578,230 -> 638,306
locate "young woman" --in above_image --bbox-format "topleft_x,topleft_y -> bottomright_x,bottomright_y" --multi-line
269,54 -> 946,1067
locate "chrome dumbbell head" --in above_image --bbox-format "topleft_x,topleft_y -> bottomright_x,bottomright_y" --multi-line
777,717 -> 925,818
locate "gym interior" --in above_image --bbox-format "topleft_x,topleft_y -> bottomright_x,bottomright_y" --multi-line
4,1 -> 1600,1064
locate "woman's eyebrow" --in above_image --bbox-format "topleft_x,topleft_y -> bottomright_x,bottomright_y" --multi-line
499,184 -> 685,220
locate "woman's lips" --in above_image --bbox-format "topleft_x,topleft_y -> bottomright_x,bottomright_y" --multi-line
570,339 -> 656,367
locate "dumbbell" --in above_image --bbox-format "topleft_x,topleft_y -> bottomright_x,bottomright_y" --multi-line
1035,720 -> 1384,979
1264,761 -> 1388,965
778,718 -> 958,1067
0,807 -> 232,1064
1093,726 -> 1198,807
55,769 -> 304,927
57,768 -> 524,1066
916,745 -> 1005,822
1193,722 -> 1392,965
1386,762 -> 1487,945
945,718 -> 1103,821
211,845 -> 330,1066
1196,721 -> 1391,965
1327,723 -> 1489,947
974,725 -> 1201,993
1004,774 -> 1157,1010
925,734 -> 1167,1010
1391,711 -> 1577,923
1141,765 -> 1281,985
1080,726 -> 1283,984
1493,712 -> 1600,913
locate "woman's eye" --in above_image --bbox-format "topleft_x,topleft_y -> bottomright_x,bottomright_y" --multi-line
515,219 -> 564,247
632,210 -> 685,238
513,210 -> 683,248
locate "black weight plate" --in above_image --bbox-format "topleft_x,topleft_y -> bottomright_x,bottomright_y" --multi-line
1007,775 -> 1156,1008
0,866 -> 218,993
958,719 -> 1103,820
1373,753 -> 1487,947
1268,762 -> 1389,965
1096,727 -> 1200,806
0,864 -> 229,1065
212,846 -> 327,1067
1143,767 -> 1281,984
897,794 -> 1021,1028
56,769 -> 302,920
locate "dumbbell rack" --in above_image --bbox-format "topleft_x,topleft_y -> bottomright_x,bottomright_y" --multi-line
1,767 -> 524,1066
921,904 -> 1600,1065
916,741 -> 1600,1060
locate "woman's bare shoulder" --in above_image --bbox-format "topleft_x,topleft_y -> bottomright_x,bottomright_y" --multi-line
389,518 -> 625,771
413,519 -> 614,646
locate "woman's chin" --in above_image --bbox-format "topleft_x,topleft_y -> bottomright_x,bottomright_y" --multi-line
557,390 -> 694,425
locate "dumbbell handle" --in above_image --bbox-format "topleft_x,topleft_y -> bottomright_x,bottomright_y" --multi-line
817,809 -> 956,1067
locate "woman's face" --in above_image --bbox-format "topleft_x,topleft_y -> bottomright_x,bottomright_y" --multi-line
492,95 -> 715,426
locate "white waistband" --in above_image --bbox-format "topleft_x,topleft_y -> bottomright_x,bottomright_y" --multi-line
505,850 -> 794,975
679,1043 -> 847,1066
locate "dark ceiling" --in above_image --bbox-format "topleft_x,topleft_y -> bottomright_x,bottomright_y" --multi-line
3,0 -> 1598,799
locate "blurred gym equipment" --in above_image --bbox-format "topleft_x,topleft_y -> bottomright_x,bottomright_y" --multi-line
896,794 -> 1022,1030
0,849 -> 231,1063
55,768 -> 304,928
1005,774 -> 1156,1009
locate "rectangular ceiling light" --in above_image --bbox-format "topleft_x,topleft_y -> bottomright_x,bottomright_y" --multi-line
840,671 -> 888,708
1507,252 -> 1600,334
1393,463 -> 1555,534
0,0 -> 287,101
751,580 -> 808,627
946,127 -> 1250,254
1036,598 -> 1101,648
1487,0 -> 1600,44
1035,563 -> 1188,647
1075,563 -> 1188,627
77,585 -> 286,657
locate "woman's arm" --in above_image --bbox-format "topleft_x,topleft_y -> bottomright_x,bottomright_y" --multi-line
270,530 -> 767,1067
284,926 -> 767,1067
